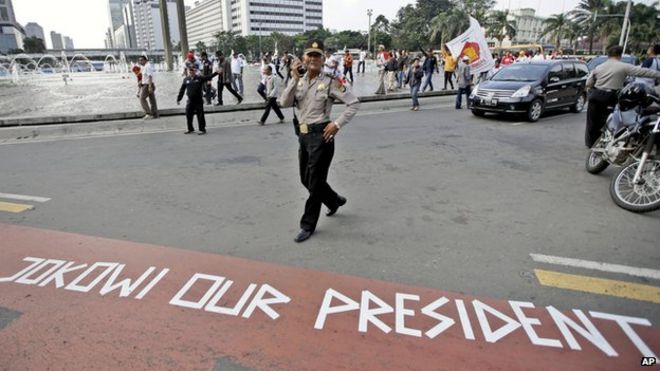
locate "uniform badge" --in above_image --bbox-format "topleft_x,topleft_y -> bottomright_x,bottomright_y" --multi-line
312,42 -> 318,48
298,80 -> 303,88
317,83 -> 326,91
338,83 -> 346,93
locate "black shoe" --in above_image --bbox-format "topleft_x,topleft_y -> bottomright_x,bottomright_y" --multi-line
184,130 -> 194,134
215,102 -> 223,106
326,196 -> 347,216
197,130 -> 206,135
237,97 -> 243,104
258,121 -> 265,126
294,229 -> 314,243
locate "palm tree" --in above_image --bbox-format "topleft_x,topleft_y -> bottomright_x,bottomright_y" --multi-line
569,0 -> 611,54
486,10 -> 517,48
541,14 -> 569,49
428,7 -> 470,46
563,20 -> 583,52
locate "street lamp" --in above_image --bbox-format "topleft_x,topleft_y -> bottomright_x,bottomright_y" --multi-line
367,9 -> 373,58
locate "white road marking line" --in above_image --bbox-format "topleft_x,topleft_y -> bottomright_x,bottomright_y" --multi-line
0,192 -> 51,203
510,122 -> 527,126
530,253 -> 660,281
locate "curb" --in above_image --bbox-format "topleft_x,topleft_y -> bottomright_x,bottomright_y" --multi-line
0,90 -> 457,127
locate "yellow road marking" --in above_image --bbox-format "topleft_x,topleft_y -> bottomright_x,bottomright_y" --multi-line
534,269 -> 660,304
0,201 -> 34,213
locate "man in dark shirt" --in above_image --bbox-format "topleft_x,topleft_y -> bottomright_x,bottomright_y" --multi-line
177,65 -> 217,135
200,52 -> 216,105
420,48 -> 439,92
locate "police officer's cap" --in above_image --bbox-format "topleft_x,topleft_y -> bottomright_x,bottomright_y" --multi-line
304,40 -> 324,56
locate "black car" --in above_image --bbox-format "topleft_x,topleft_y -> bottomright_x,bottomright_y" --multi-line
470,60 -> 589,122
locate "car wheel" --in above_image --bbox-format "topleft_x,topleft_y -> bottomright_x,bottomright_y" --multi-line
527,99 -> 543,122
471,109 -> 485,117
571,93 -> 586,113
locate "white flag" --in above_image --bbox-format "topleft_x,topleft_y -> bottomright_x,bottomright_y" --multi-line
446,17 -> 495,75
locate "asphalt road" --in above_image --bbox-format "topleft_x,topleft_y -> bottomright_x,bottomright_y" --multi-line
0,98 -> 658,332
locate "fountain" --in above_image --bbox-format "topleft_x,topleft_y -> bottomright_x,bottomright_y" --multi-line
68,53 -> 95,73
36,54 -> 63,73
104,54 -> 120,73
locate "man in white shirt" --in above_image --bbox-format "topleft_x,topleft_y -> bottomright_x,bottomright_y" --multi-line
358,48 -> 367,74
258,65 -> 284,125
137,55 -> 158,119
230,52 -> 244,96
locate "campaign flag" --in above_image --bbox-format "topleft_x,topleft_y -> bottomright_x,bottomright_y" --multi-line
446,17 -> 495,75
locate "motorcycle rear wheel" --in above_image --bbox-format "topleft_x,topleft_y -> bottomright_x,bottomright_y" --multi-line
610,158 -> 660,213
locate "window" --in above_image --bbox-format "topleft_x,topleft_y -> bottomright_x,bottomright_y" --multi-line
548,64 -> 564,82
575,63 -> 589,78
563,63 -> 576,79
0,7 -> 7,21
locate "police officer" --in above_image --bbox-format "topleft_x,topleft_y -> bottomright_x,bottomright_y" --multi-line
280,40 -> 361,243
177,65 -> 217,135
585,45 -> 660,147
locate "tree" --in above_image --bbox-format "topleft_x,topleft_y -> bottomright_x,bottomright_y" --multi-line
563,20 -> 584,52
23,37 -> 45,53
569,0 -> 611,53
486,10 -> 517,48
215,31 -> 239,56
195,41 -> 207,52
541,14 -> 569,49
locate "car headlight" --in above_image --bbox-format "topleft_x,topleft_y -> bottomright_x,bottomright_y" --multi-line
512,85 -> 531,98
471,84 -> 479,97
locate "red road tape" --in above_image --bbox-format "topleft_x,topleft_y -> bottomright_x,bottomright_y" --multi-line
0,223 -> 657,370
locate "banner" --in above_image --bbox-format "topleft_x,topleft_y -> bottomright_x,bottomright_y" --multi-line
446,17 -> 495,75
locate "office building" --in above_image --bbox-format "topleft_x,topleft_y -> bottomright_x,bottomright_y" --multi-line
24,22 -> 44,41
185,0 -> 223,49
50,31 -> 63,49
106,0 -> 127,48
223,0 -> 323,36
64,36 -> 74,50
131,0 -> 179,50
0,0 -> 25,53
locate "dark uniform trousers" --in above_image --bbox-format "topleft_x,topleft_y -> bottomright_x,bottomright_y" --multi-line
186,100 -> 206,132
217,81 -> 242,105
586,89 -> 618,147
298,125 -> 341,232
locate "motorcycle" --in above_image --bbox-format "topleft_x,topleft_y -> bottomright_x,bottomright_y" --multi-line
586,83 -> 660,213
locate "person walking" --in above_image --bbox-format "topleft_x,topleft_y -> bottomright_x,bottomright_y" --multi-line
357,47 -> 367,74
397,50 -> 409,89
258,65 -> 285,126
201,52 -> 216,105
137,55 -> 158,119
455,56 -> 473,109
176,64 -> 217,135
420,48 -> 439,92
407,57 -> 424,111
386,52 -> 398,92
374,45 -> 388,95
230,51 -> 244,97
585,45 -> 660,147
280,40 -> 361,243
343,50 -> 354,84
214,51 -> 243,106
442,48 -> 456,90
258,56 -> 276,101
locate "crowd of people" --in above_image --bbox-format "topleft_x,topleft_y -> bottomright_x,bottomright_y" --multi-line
128,42 -> 660,136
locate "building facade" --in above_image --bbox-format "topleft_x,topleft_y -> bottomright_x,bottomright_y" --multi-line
0,0 -> 25,53
131,0 -> 180,50
185,0 -> 223,49
24,22 -> 44,41
486,8 -> 551,49
222,0 -> 323,36
50,31 -> 63,49
106,0 -> 127,48
63,36 -> 74,50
